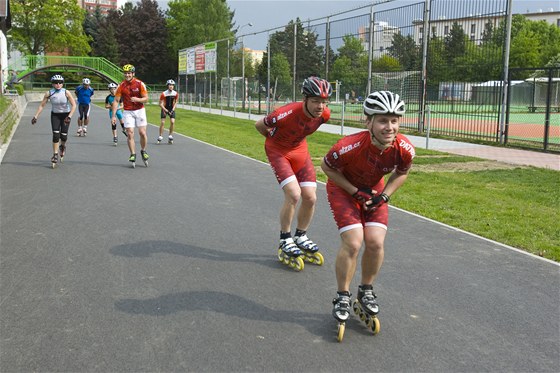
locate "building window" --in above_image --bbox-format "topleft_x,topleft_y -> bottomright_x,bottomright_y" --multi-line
471,24 -> 476,34
444,25 -> 449,35
419,27 -> 423,34
432,26 -> 436,36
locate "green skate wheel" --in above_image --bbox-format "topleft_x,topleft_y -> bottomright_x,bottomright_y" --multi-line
337,322 -> 345,342
277,249 -> 283,262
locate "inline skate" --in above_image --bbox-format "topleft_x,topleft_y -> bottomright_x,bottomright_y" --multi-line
352,284 -> 380,335
294,234 -> 324,266
50,153 -> 58,169
113,137 -> 118,146
277,237 -> 304,271
129,153 -> 136,168
140,150 -> 149,167
332,292 -> 352,342
168,135 -> 174,145
157,136 -> 163,144
59,145 -> 66,163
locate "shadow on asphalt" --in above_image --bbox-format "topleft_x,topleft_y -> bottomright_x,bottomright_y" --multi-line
110,240 -> 288,270
114,290 -> 335,340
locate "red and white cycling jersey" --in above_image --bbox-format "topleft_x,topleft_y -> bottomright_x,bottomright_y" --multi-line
116,78 -> 148,111
324,131 -> 415,189
160,89 -> 178,110
263,102 -> 331,149
324,130 -> 415,232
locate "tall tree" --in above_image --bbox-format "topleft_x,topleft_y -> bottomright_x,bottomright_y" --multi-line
167,0 -> 234,79
330,35 -> 369,97
109,0 -> 172,82
388,33 -> 420,71
269,19 -> 325,84
10,0 -> 91,56
83,6 -> 104,55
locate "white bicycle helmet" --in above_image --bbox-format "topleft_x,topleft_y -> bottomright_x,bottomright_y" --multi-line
166,79 -> 175,86
108,82 -> 118,89
363,91 -> 405,116
51,75 -> 64,82
83,78 -> 91,85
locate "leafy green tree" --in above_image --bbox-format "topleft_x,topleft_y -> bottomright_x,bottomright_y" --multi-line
330,35 -> 368,96
269,19 -> 325,83
10,0 -> 91,56
83,6 -> 103,55
95,23 -> 120,64
372,55 -> 401,72
167,0 -> 234,79
388,33 -> 420,70
426,35 -> 448,87
108,0 -> 172,82
255,51 -> 292,98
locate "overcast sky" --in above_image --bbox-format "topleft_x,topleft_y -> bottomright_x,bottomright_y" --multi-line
140,0 -> 559,50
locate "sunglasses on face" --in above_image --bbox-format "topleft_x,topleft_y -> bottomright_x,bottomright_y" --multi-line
52,81 -> 63,84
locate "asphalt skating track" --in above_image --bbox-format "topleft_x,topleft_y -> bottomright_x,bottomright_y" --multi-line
1,103 -> 559,372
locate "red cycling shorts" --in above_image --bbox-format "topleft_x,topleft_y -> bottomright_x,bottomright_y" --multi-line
265,140 -> 316,188
326,180 -> 388,234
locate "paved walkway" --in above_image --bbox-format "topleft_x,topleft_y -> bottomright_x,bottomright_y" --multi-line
1,102 -> 558,372
180,104 -> 560,171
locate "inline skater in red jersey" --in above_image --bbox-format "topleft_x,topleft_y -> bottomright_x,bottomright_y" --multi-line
255,76 -> 332,270
321,91 -> 415,339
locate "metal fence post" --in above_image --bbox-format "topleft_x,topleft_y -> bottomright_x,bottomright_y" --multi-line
499,0 -> 513,144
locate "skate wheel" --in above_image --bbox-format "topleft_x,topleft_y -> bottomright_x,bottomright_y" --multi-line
60,157 -> 64,163
51,163 -> 56,169
337,322 -> 345,342
144,161 -> 149,167
371,317 -> 380,335
353,300 -> 361,316
277,249 -> 284,262
131,162 -> 136,169
313,252 -> 324,265
292,257 -> 304,271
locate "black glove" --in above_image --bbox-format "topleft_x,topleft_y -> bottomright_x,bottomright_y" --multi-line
64,116 -> 71,125
31,117 -> 37,125
169,110 -> 174,116
365,193 -> 390,211
352,188 -> 374,205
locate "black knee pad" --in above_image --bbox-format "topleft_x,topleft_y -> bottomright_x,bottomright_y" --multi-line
60,132 -> 68,142
52,131 -> 61,143
112,123 -> 117,130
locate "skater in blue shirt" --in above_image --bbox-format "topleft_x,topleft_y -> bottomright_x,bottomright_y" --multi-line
105,83 -> 127,146
75,78 -> 94,136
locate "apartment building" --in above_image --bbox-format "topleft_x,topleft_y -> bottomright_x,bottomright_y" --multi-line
79,0 -> 118,15
413,9 -> 559,45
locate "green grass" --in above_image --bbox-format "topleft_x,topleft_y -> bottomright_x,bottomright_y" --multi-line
143,105 -> 560,261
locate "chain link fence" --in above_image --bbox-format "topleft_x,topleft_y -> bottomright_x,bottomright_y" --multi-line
178,0 -> 558,152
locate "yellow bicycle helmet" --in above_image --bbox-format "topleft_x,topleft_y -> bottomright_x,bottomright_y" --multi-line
122,64 -> 135,73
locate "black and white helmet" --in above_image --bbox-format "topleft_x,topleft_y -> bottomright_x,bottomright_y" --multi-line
51,75 -> 64,82
108,83 -> 118,89
166,79 -> 175,86
363,91 -> 405,116
82,78 -> 91,85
